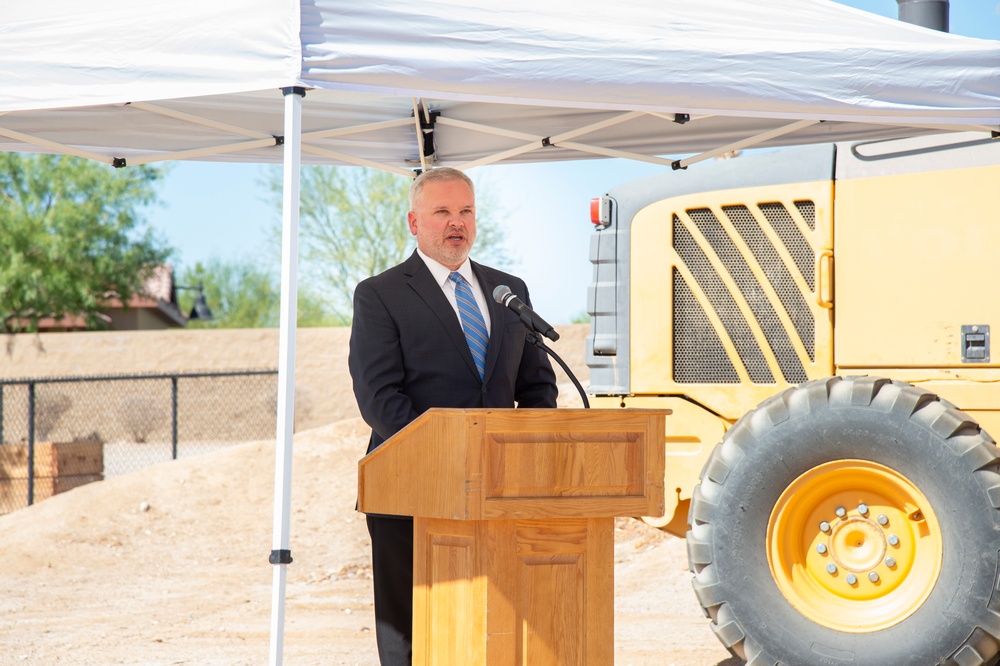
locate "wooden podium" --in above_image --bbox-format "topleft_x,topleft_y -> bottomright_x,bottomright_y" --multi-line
358,408 -> 666,665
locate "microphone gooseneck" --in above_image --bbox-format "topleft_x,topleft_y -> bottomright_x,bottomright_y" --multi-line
491,285 -> 589,408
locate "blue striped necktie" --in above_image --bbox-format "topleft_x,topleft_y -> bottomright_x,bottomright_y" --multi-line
449,272 -> 489,380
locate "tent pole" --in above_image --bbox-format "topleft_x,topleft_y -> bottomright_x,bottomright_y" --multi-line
268,85 -> 305,666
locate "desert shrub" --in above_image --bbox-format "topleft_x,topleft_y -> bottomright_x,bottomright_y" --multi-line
34,391 -> 71,441
116,395 -> 164,443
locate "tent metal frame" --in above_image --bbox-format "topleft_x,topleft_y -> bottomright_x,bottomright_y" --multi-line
5,96 -> 953,176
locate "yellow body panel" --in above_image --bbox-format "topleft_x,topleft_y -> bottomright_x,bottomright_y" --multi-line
599,138 -> 1000,542
629,180 -> 835,420
835,164 -> 1000,368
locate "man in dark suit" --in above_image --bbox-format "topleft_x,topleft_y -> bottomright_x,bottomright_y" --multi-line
348,167 -> 558,665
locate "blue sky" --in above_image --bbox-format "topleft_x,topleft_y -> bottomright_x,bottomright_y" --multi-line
145,0 -> 1000,325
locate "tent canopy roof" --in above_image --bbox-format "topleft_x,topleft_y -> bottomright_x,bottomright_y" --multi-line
3,0 -> 999,173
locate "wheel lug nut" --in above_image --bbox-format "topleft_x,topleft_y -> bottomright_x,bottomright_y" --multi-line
846,573 -> 858,585
816,543 -> 828,554
826,563 -> 838,575
858,503 -> 869,515
819,521 -> 831,533
888,534 -> 900,546
885,557 -> 896,568
835,506 -> 847,518
869,571 -> 880,583
877,514 -> 889,526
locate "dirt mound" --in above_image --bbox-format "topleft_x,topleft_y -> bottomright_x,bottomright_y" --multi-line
0,325 -> 734,665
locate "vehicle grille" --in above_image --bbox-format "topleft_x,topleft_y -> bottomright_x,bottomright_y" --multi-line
672,201 -> 816,384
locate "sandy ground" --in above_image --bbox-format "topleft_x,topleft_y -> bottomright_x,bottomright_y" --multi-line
0,325 -> 738,665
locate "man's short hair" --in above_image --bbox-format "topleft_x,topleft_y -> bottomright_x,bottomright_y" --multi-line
409,167 -> 475,210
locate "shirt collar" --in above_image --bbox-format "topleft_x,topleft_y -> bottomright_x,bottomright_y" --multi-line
416,248 -> 475,288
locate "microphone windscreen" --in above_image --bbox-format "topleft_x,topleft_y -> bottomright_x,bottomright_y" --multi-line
492,284 -> 512,304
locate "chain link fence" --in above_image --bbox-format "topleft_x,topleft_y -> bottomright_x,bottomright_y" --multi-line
0,369 -> 278,514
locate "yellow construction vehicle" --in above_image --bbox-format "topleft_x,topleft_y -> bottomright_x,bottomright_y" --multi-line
586,131 -> 1000,664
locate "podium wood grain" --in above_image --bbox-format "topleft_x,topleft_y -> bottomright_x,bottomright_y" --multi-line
358,408 -> 667,665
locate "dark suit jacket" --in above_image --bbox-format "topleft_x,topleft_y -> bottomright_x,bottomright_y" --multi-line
349,251 -> 558,455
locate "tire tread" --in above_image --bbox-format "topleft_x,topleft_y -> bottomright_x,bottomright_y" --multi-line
687,376 -> 1000,665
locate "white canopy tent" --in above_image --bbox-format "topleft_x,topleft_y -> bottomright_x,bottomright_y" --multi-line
4,0 -> 1000,171
3,0 -> 1000,662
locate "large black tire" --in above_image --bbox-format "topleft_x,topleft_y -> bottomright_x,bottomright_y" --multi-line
687,376 -> 1000,665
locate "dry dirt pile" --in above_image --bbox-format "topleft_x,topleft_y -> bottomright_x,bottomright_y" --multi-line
0,325 -> 735,665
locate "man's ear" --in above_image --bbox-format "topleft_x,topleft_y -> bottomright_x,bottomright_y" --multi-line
407,211 -> 418,236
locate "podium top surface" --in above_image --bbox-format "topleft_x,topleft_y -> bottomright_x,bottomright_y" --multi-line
358,408 -> 667,521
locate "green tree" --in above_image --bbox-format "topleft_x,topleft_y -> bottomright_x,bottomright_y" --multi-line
178,257 -> 337,329
265,166 -> 510,322
0,153 -> 171,332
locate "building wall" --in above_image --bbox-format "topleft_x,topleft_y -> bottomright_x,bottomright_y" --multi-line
105,307 -> 174,331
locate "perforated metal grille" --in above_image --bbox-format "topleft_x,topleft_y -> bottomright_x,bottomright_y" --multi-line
672,269 -> 740,383
794,200 -> 816,231
674,208 -> 810,384
672,214 -> 774,383
723,205 -> 815,362
759,202 -> 815,290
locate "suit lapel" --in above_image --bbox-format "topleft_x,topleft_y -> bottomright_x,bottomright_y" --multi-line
404,251 -> 482,380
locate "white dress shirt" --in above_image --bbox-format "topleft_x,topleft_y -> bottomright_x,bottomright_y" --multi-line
416,248 -> 492,334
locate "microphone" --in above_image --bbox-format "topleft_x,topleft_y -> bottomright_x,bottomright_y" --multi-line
493,285 -> 560,342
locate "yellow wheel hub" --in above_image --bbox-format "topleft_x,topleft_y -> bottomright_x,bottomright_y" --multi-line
766,459 -> 941,633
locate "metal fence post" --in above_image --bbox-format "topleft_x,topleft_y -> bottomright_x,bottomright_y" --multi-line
171,376 -> 179,460
27,382 -> 35,506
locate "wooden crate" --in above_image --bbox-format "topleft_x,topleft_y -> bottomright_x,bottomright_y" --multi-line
0,441 -> 104,512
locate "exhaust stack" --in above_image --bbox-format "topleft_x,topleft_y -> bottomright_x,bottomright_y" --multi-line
896,0 -> 949,32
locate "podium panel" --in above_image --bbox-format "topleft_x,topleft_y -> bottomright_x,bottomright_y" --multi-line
414,516 -> 613,666
359,409 -> 666,520
360,409 -> 668,666
485,430 -> 644,499
414,519 -> 486,665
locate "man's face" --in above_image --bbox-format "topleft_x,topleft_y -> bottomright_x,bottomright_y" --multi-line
407,178 -> 477,271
